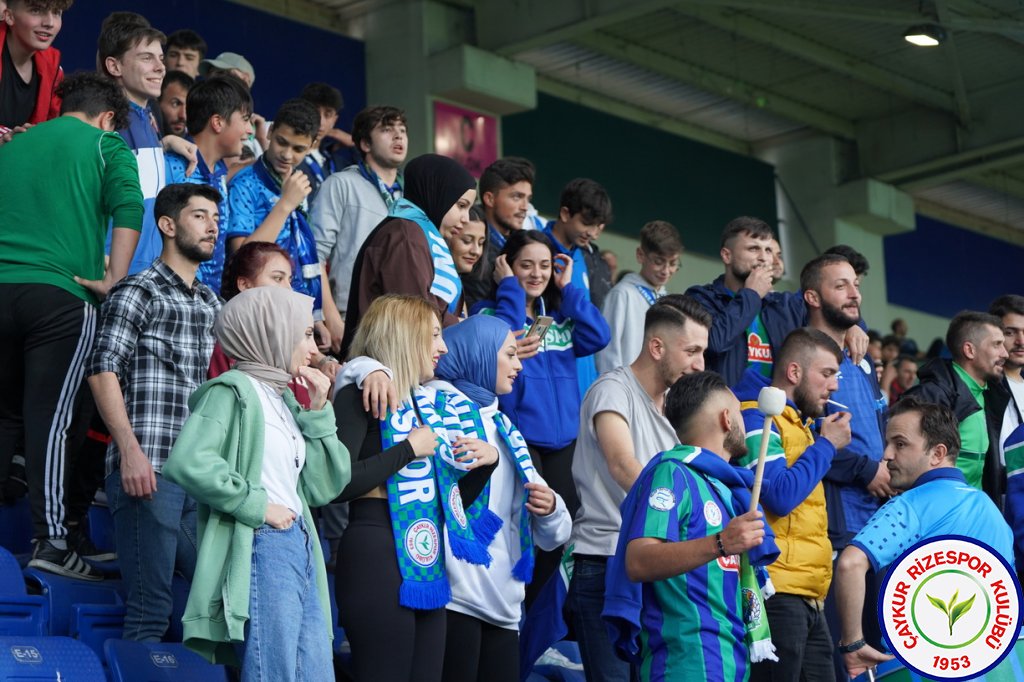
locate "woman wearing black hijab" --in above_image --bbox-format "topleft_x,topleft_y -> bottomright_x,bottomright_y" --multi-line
341,154 -> 477,355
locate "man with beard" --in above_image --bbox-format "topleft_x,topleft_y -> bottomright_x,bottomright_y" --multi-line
801,254 -> 892,678
86,184 -> 222,640
904,311 -> 1009,502
569,294 -> 710,682
734,328 -> 852,682
608,370 -> 771,682
989,295 -> 1024,464
803,254 -> 892,544
686,216 -> 804,387
157,70 -> 191,137
835,398 -> 1012,680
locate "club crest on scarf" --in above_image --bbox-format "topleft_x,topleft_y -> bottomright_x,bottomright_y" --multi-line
436,389 -> 540,583
380,387 -> 490,610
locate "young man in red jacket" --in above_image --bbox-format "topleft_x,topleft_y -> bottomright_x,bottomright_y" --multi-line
0,0 -> 70,131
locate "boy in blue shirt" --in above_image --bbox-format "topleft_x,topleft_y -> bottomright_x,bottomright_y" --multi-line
166,74 -> 252,294
542,178 -> 613,396
226,98 -> 339,347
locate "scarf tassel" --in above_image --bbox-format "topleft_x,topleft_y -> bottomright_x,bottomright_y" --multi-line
511,548 -> 535,583
398,576 -> 452,611
749,639 -> 779,664
470,507 -> 504,547
447,531 -> 493,567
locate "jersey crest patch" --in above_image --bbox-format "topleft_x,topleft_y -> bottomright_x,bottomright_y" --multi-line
704,500 -> 723,527
648,487 -> 676,512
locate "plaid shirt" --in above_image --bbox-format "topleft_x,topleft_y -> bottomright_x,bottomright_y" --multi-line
87,259 -> 220,474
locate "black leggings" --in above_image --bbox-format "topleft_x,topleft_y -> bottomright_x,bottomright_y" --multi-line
441,610 -> 519,682
336,498 -> 446,682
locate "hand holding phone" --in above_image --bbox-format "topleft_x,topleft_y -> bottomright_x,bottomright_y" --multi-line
527,315 -> 554,341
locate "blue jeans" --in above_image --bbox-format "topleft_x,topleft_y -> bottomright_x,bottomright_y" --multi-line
241,518 -> 332,682
569,556 -> 634,682
106,471 -> 197,641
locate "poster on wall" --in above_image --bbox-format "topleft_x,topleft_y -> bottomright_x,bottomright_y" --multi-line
434,101 -> 498,178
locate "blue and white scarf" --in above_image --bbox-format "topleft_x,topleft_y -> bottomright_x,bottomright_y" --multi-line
438,389 -> 538,582
390,198 -> 462,315
380,387 -> 490,610
357,158 -> 403,209
252,158 -> 323,314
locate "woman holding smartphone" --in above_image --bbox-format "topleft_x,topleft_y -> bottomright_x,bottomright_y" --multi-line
163,287 -> 351,680
471,229 -> 609,521
429,314 -> 571,682
332,294 -> 498,682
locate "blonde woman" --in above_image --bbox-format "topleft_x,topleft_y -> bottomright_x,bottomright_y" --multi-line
333,294 -> 497,682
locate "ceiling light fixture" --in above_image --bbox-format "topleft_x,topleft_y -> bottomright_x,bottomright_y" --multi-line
904,24 -> 946,47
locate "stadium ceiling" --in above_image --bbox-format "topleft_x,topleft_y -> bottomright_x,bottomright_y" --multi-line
236,0 -> 1024,236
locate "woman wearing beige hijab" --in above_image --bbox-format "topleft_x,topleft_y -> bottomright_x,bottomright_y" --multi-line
164,286 -> 351,680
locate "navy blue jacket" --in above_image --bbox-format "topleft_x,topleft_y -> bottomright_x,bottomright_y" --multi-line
685,275 -> 807,387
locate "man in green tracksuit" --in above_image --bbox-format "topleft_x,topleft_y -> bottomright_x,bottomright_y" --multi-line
904,310 -> 1010,505
0,71 -> 142,579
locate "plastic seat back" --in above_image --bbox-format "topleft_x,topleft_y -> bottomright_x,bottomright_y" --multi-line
0,635 -> 105,680
22,569 -> 122,636
104,639 -> 228,682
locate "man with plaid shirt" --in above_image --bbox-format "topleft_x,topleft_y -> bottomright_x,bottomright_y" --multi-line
87,183 -> 221,641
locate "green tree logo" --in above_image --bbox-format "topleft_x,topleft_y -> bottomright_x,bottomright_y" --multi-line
927,590 -> 977,637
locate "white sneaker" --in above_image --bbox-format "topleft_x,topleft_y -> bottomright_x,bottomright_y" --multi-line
535,646 -> 584,670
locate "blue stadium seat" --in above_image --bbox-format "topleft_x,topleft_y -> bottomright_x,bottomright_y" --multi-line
0,635 -> 105,680
71,602 -> 126,661
104,639 -> 228,682
23,568 -> 123,636
0,548 -> 45,636
0,498 -> 32,556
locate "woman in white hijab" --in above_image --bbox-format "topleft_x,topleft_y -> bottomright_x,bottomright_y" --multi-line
165,286 -> 351,681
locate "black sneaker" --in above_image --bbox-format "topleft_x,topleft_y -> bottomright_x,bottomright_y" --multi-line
28,539 -> 104,581
69,527 -> 116,563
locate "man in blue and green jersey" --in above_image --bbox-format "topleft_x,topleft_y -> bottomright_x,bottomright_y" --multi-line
904,311 -> 1009,505
612,371 -> 771,682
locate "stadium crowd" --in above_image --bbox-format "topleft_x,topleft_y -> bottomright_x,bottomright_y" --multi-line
1,3 -> 1022,681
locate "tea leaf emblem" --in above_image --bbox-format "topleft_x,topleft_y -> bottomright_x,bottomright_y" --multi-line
927,589 -> 976,636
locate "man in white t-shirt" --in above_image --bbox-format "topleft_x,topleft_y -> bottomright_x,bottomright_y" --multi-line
569,294 -> 710,682
991,295 -> 1024,459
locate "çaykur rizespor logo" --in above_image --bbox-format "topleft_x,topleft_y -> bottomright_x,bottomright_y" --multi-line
879,536 -> 1022,680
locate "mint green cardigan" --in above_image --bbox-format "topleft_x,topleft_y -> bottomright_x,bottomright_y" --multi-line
163,370 -> 351,665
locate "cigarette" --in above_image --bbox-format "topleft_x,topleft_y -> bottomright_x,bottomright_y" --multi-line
827,399 -> 849,410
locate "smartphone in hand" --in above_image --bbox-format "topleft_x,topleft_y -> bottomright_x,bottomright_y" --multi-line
527,315 -> 554,341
